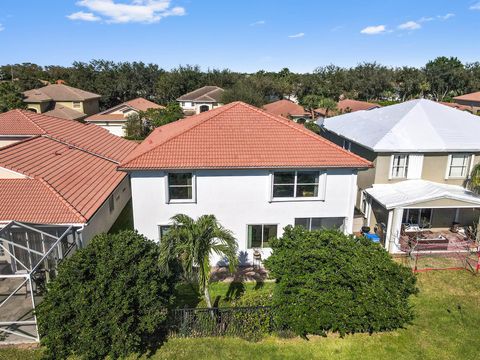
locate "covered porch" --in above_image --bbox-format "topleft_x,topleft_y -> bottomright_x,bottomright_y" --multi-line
364,180 -> 480,254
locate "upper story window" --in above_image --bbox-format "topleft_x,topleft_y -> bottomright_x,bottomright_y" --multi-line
247,224 -> 277,248
294,217 -> 345,231
167,172 -> 194,201
342,139 -> 351,152
272,171 -> 320,198
447,154 -> 471,178
391,154 -> 409,179
73,101 -> 81,109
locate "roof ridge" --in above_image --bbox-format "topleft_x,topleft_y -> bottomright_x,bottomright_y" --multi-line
17,110 -> 48,134
37,177 -> 87,223
120,102 -> 240,167
238,102 -> 372,166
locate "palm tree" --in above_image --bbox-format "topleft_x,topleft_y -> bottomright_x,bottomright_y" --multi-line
301,95 -> 338,119
317,97 -> 338,118
159,214 -> 238,308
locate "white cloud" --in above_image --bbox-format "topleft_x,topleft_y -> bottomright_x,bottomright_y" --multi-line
360,25 -> 386,35
288,32 -> 305,38
0,24 -> 4,32
250,20 -> 265,26
398,21 -> 421,30
437,13 -> 455,20
68,0 -> 186,24
470,2 -> 480,10
418,16 -> 434,22
67,11 -> 101,21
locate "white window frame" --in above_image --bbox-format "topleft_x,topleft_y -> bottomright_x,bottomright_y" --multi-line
165,172 -> 196,203
446,154 -> 471,179
389,154 -> 409,179
270,170 -> 327,201
246,224 -> 278,249
294,217 -> 345,231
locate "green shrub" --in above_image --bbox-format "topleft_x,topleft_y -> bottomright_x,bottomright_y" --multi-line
37,231 -> 178,360
264,226 -> 418,337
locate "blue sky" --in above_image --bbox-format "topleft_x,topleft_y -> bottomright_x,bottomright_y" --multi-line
0,0 -> 479,72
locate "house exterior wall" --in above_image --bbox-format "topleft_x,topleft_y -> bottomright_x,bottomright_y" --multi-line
130,168 -> 358,264
97,124 -> 125,137
0,137 -> 29,148
80,99 -> 100,116
26,102 -> 50,113
0,166 -> 28,179
80,176 -> 131,245
179,101 -> 223,115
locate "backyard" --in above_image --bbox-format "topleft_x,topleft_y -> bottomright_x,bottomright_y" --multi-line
1,270 -> 479,360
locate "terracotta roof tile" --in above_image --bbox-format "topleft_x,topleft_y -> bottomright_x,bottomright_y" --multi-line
0,110 -> 137,162
0,137 -> 127,223
453,91 -> 480,102
120,102 -> 371,170
0,179 -> 85,224
23,84 -> 100,102
123,98 -> 164,111
316,99 -> 380,116
263,99 -> 309,118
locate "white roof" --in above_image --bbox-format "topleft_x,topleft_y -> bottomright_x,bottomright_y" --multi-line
365,180 -> 480,209
321,99 -> 480,152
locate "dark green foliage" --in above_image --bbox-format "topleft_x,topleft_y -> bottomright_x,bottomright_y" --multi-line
424,56 -> 468,101
37,231 -> 178,360
0,82 -> 26,112
265,226 -> 418,337
144,102 -> 184,128
303,121 -> 321,134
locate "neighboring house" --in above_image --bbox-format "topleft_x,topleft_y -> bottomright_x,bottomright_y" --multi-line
177,86 -> 224,115
0,110 -> 138,257
453,91 -> 480,114
439,101 -> 474,113
316,99 -> 380,119
23,83 -> 101,120
86,97 -> 164,136
320,99 -> 480,253
263,99 -> 311,122
119,102 -> 371,264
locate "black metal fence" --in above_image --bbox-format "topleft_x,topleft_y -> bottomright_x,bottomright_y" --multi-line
168,306 -> 275,340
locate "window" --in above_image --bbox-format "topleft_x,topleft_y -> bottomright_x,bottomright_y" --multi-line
272,171 -> 320,198
294,217 -> 345,231
448,154 -> 470,178
342,139 -> 351,151
108,195 -> 115,213
402,209 -> 432,228
167,173 -> 193,201
158,225 -> 171,241
391,154 -> 409,178
247,224 -> 277,248
73,101 -> 81,109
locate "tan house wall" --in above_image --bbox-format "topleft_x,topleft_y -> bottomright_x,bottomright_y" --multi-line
82,99 -> 100,116
0,166 -> 27,179
26,102 -> 50,113
0,137 -> 29,148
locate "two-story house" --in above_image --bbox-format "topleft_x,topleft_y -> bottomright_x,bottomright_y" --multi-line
320,99 -> 480,253
86,97 -> 164,136
453,91 -> 480,115
23,83 -> 101,121
177,86 -> 224,115
119,102 -> 371,264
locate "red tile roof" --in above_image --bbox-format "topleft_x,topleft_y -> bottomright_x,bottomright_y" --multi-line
23,84 -> 100,102
263,99 -> 309,118
86,114 -> 127,121
0,136 -> 127,223
439,101 -> 474,112
453,91 -> 480,102
0,110 -> 137,162
0,179 -> 85,223
123,97 -> 164,112
119,101 -> 371,170
316,99 -> 380,116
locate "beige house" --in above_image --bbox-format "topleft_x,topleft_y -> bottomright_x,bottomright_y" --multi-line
320,99 -> 480,253
453,91 -> 480,114
23,83 -> 101,120
86,97 -> 164,137
177,86 -> 224,115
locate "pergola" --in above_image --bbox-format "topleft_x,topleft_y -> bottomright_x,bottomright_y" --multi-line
0,221 -> 80,343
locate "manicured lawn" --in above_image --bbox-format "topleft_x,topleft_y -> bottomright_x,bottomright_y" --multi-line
2,271 -> 479,359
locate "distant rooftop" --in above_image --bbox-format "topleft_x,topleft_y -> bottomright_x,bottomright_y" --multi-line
177,86 -> 224,103
454,91 -> 480,103
263,99 -> 309,118
23,84 -> 101,103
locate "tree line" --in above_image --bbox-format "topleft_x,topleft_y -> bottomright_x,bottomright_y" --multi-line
1,56 -> 479,112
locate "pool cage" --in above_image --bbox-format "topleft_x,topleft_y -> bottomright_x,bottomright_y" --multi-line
0,221 -> 81,343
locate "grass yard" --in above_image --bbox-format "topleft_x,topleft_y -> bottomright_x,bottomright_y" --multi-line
2,271 -> 479,360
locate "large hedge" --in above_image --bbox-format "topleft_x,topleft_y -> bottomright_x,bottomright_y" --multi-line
37,231 -> 178,360
264,226 -> 418,337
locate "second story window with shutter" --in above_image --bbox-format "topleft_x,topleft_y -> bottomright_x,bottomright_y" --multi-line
391,154 -> 409,179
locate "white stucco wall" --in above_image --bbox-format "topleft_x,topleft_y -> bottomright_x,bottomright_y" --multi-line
97,124 -> 125,137
80,176 -> 131,244
130,168 -> 358,264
